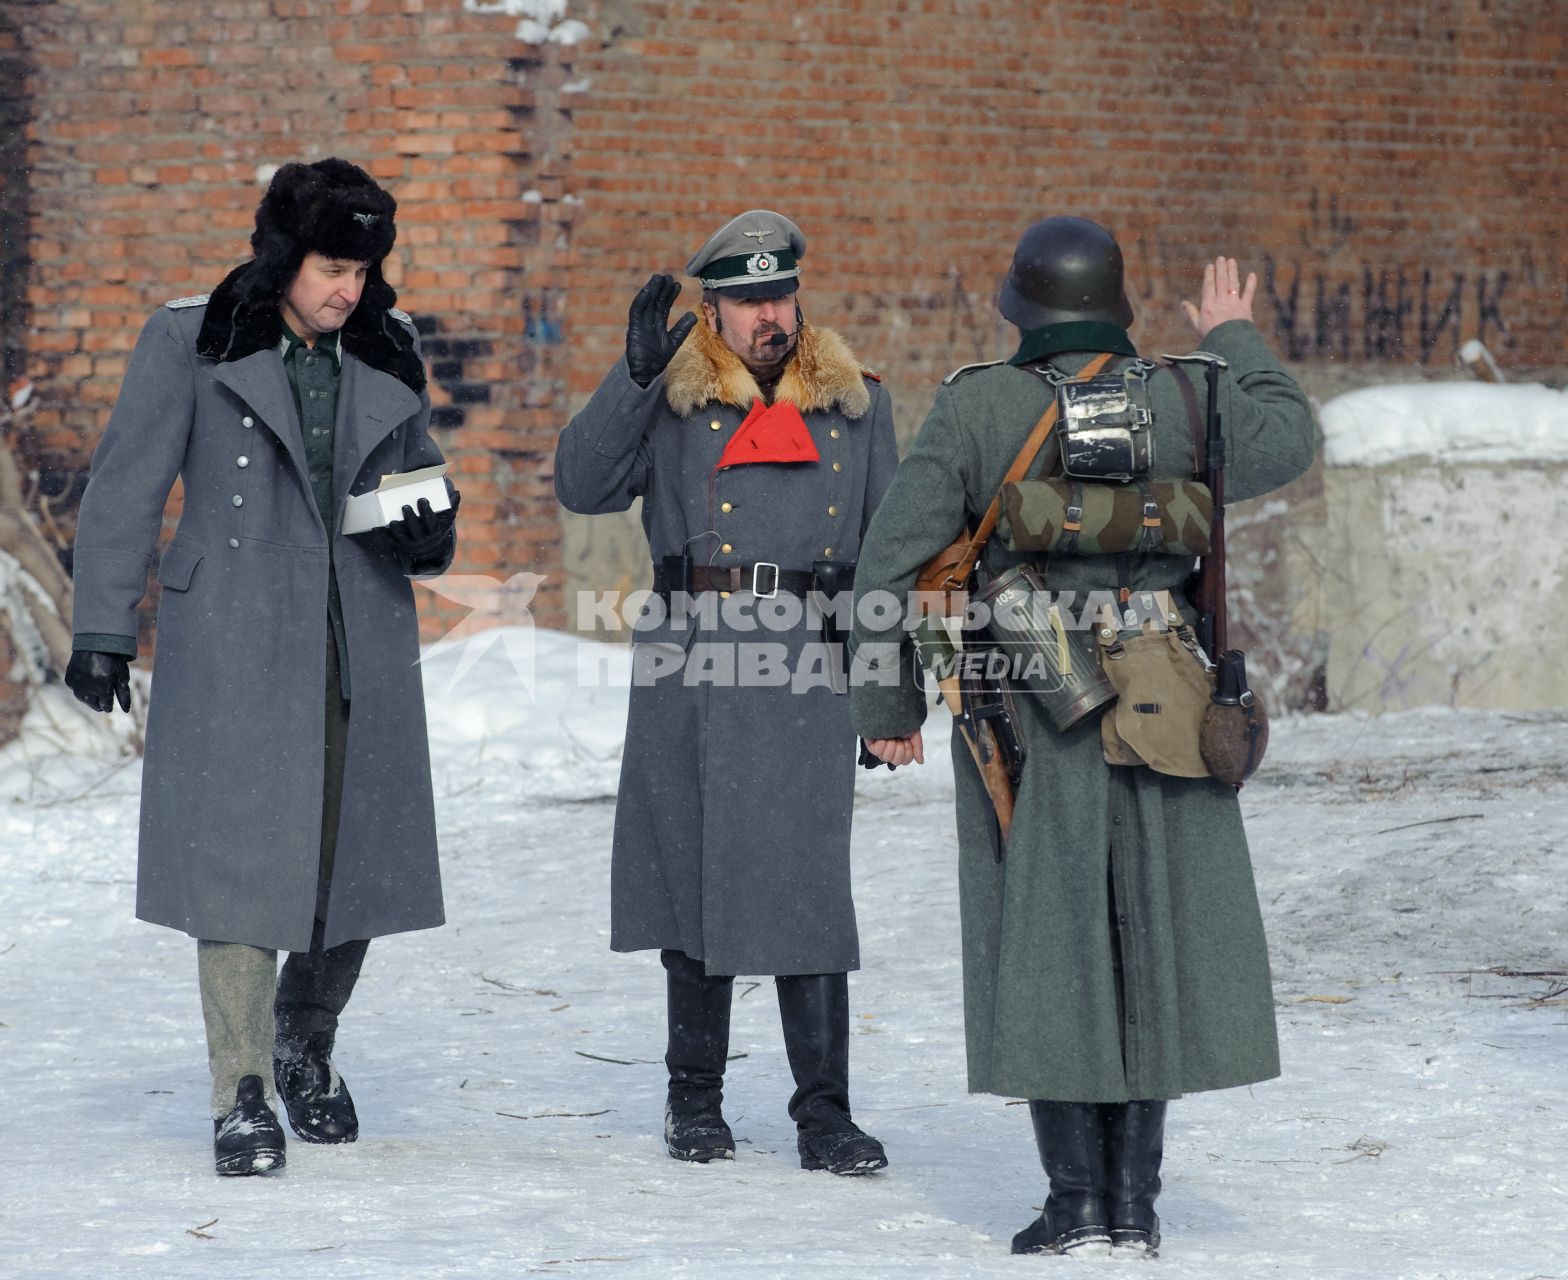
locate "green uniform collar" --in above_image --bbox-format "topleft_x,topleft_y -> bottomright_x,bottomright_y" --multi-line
1008,321 -> 1137,367
279,319 -> 342,366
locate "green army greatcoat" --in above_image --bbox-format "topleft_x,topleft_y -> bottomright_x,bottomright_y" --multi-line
849,318 -> 1317,1102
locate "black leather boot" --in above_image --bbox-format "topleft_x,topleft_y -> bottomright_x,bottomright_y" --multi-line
1011,1101 -> 1111,1255
273,938 -> 367,1144
662,949 -> 736,1162
1105,1100 -> 1166,1254
776,972 -> 887,1176
273,1033 -> 359,1144
213,1074 -> 287,1176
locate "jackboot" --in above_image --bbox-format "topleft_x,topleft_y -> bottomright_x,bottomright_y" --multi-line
1105,1100 -> 1166,1254
213,1074 -> 287,1176
776,972 -> 887,1176
1011,1100 -> 1112,1255
662,949 -> 736,1162
273,938 -> 368,1144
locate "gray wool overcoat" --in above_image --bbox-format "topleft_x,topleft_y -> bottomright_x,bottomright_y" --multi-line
554,320 -> 899,976
850,319 -> 1318,1102
71,299 -> 449,953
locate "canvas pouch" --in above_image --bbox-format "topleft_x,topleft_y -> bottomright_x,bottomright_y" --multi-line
1095,616 -> 1215,778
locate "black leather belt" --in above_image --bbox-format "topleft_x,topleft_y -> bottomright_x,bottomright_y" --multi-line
654,559 -> 818,599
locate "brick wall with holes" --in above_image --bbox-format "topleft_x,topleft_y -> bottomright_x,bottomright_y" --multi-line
7,0 -> 1568,670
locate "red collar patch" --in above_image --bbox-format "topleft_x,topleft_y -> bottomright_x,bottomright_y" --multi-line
715,399 -> 821,469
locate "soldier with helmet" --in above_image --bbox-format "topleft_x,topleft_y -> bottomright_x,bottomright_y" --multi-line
554,210 -> 898,1176
850,216 -> 1317,1253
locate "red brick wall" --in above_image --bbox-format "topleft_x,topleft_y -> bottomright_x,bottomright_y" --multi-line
8,0 -> 1568,658
561,0 -> 1567,415
9,0 -> 575,637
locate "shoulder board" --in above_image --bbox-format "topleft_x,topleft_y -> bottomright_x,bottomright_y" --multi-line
941,358 -> 1005,386
164,294 -> 210,310
860,367 -> 881,383
1157,349 -> 1229,369
389,306 -> 413,324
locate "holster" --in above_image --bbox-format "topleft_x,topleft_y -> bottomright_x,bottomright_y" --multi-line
811,559 -> 855,695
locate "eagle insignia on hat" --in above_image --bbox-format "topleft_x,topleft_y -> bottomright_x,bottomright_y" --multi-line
353,212 -> 379,227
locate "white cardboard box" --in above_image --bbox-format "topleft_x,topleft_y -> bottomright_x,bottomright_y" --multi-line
342,463 -> 451,535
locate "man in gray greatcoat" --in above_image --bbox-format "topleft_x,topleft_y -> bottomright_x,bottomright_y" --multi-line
66,159 -> 459,1177
853,217 -> 1317,1254
555,210 -> 898,1176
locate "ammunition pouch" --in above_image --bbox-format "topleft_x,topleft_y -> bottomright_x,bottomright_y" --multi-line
1001,477 -> 1213,558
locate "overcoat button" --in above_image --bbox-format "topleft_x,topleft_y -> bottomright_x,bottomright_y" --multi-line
1112,815 -> 1122,825
720,502 -> 733,513
709,419 -> 722,431
391,428 -> 399,440
832,462 -> 841,473
827,505 -> 838,517
228,538 -> 240,549
823,547 -> 833,557
721,543 -> 733,554
237,456 -> 249,468
232,495 -> 243,507
830,428 -> 840,439
241,416 -> 254,428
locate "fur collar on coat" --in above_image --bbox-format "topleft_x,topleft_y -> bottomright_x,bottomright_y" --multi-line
194,263 -> 427,393
664,319 -> 872,421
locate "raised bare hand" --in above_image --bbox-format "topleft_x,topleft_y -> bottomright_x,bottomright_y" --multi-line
1182,256 -> 1257,339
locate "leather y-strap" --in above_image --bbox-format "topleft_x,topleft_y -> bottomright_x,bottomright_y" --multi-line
951,352 -> 1117,583
921,349 -> 1122,596
1164,361 -> 1206,475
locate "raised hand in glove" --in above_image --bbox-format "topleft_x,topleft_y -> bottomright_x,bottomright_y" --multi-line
388,480 -> 461,574
65,650 -> 131,714
626,273 -> 698,388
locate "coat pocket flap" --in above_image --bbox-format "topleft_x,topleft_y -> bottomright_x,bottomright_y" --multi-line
156,542 -> 205,591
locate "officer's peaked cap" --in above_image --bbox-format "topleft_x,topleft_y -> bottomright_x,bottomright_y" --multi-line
685,210 -> 805,301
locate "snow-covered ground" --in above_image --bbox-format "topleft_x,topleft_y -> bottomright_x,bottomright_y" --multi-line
3,631 -> 1565,1279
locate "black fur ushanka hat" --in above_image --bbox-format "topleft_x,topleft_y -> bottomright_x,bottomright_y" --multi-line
195,158 -> 426,392
252,157 -> 397,265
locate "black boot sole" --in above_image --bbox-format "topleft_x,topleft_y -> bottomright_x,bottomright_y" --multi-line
797,1134 -> 888,1176
215,1145 -> 287,1176
666,1142 -> 735,1163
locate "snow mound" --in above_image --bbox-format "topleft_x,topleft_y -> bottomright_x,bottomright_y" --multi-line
1320,381 -> 1568,467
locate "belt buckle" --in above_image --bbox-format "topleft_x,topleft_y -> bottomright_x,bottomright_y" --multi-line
751,561 -> 780,599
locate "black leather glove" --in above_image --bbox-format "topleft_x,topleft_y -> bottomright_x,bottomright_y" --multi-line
626,273 -> 697,388
388,482 -> 461,573
65,650 -> 131,714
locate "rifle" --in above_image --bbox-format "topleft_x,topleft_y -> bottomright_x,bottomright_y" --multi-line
1192,354 -> 1227,660
1187,352 -> 1270,785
